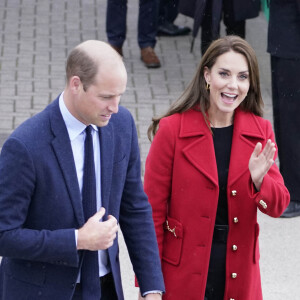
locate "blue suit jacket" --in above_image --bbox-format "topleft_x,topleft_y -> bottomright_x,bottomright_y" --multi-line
0,97 -> 164,300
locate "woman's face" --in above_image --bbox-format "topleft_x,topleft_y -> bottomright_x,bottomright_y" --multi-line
204,50 -> 250,125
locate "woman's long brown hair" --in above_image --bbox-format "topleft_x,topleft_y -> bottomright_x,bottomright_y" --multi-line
147,35 -> 264,141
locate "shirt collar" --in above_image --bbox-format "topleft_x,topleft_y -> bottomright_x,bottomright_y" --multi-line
59,92 -> 98,141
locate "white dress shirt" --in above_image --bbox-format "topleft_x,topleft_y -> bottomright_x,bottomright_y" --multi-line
59,93 -> 110,278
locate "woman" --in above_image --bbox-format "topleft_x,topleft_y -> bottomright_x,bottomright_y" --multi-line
142,36 -> 290,300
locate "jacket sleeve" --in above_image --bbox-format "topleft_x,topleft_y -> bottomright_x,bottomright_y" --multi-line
0,138 -> 79,267
144,117 -> 176,260
249,120 -> 290,217
118,113 -> 165,294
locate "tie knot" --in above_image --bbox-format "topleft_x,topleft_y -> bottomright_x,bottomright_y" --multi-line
85,125 -> 93,135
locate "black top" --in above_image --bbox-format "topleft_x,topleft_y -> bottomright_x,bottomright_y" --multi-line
212,125 -> 233,225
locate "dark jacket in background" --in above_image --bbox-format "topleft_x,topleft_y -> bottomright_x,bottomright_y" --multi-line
267,0 -> 300,59
178,0 -> 260,38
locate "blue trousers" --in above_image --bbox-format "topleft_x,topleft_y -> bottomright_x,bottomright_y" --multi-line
106,0 -> 159,49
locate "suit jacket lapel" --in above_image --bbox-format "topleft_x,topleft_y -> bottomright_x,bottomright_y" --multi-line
99,123 -> 114,215
49,98 -> 84,226
228,109 -> 265,186
181,110 -> 218,187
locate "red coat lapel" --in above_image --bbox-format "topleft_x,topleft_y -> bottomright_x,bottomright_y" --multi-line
180,109 -> 218,187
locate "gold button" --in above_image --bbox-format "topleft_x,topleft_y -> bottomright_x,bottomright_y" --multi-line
231,190 -> 237,196
233,217 -> 239,223
232,245 -> 238,251
259,199 -> 267,209
230,298 -> 235,300
231,272 -> 237,278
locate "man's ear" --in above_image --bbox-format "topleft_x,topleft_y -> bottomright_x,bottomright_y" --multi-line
69,76 -> 82,94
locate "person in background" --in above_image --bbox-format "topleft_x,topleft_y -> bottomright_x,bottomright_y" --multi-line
106,0 -> 161,68
201,0 -> 260,54
178,0 -> 260,54
268,0 -> 300,218
0,40 -> 164,300
157,0 -> 191,36
141,36 -> 289,299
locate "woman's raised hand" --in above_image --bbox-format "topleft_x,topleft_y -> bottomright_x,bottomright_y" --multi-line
249,139 -> 276,191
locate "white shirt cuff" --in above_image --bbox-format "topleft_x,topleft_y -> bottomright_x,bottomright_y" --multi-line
143,290 -> 163,296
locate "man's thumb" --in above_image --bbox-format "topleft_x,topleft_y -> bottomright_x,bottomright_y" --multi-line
94,207 -> 106,221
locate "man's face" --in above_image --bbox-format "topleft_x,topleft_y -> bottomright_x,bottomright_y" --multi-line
73,64 -> 127,127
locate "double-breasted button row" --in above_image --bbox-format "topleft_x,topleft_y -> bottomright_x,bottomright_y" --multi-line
231,189 -> 238,291
231,190 -> 239,226
259,199 -> 267,209
231,191 -> 239,223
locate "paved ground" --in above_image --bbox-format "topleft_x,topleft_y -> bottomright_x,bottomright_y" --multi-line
0,1 -> 299,299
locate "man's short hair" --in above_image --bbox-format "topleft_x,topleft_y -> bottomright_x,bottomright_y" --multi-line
66,47 -> 98,91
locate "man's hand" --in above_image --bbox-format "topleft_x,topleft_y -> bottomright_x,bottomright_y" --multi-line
144,293 -> 162,300
138,291 -> 143,300
249,139 -> 276,191
77,207 -> 118,250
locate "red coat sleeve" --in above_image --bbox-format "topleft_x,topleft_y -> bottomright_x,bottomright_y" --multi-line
249,119 -> 290,217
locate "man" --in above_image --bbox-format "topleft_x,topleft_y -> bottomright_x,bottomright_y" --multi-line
0,40 -> 164,299
268,0 -> 300,218
106,0 -> 161,68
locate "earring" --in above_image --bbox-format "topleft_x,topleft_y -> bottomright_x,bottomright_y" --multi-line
206,83 -> 210,90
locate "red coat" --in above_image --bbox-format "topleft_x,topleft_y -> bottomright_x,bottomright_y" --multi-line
144,108 -> 290,300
